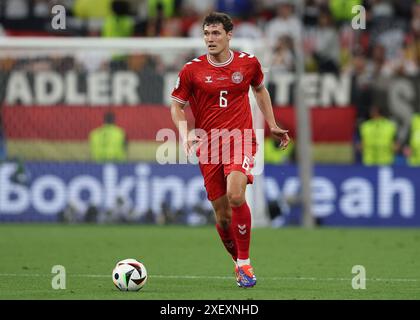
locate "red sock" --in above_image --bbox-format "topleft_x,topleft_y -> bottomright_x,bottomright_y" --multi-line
216,223 -> 238,261
231,202 -> 252,260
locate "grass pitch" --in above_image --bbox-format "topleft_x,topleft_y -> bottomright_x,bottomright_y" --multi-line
0,224 -> 419,300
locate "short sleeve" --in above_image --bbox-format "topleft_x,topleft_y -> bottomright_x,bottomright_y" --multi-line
250,58 -> 264,88
171,66 -> 192,105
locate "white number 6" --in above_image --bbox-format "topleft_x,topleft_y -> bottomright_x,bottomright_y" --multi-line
242,156 -> 251,171
219,90 -> 228,108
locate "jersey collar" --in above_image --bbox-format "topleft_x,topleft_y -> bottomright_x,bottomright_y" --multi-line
207,50 -> 234,67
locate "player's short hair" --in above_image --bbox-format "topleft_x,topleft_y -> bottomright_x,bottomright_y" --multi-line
202,12 -> 234,33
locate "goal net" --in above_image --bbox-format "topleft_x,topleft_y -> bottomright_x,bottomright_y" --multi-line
0,37 -> 269,226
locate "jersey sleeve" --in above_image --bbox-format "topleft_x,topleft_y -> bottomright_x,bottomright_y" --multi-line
171,66 -> 192,105
250,58 -> 264,88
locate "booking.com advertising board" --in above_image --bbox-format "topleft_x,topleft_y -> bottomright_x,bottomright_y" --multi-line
0,162 -> 419,226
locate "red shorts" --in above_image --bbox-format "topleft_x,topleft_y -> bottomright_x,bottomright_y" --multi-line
198,143 -> 257,201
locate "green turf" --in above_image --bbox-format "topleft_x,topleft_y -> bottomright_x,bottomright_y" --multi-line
0,224 -> 419,300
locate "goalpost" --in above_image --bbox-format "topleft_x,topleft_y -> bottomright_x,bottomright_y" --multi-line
0,37 -> 270,226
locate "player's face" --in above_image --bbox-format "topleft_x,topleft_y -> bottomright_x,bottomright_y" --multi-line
203,23 -> 232,56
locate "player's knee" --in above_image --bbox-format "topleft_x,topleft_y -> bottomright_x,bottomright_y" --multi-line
227,191 -> 245,207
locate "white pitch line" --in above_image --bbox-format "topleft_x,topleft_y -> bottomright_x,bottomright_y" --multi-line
0,273 -> 418,283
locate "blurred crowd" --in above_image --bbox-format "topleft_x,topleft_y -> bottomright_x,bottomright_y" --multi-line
58,197 -> 215,226
1,0 -> 419,105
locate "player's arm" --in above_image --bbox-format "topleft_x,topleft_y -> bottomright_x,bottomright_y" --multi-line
170,100 -> 201,155
170,65 -> 201,155
252,85 -> 290,149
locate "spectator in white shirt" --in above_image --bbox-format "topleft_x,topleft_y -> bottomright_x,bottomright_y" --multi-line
312,10 -> 340,73
234,13 -> 264,39
265,1 -> 303,48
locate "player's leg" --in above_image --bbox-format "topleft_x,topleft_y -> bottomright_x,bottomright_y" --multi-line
211,195 -> 238,262
199,162 -> 238,263
226,170 -> 256,287
226,171 -> 250,261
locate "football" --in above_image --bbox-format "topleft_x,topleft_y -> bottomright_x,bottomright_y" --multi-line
112,258 -> 148,291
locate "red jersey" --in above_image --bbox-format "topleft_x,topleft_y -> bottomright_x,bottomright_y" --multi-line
171,50 -> 263,199
171,50 -> 264,134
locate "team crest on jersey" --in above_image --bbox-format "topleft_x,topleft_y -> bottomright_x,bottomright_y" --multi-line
231,72 -> 243,84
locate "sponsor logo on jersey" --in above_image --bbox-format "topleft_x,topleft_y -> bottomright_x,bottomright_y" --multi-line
205,76 -> 213,83
232,72 -> 243,84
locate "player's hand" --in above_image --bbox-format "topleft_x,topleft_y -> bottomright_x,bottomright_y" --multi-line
270,126 -> 290,150
183,135 -> 202,156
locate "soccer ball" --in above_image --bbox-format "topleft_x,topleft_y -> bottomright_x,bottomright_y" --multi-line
112,258 -> 148,291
